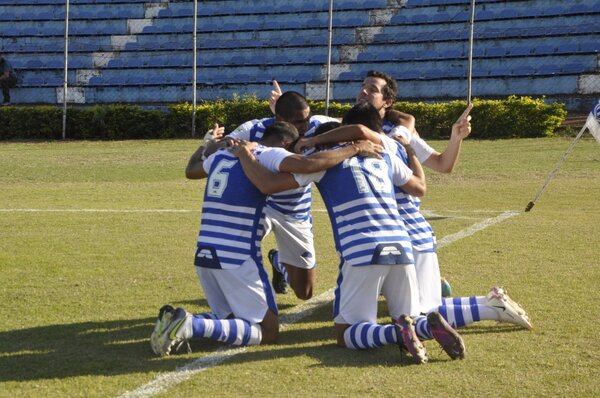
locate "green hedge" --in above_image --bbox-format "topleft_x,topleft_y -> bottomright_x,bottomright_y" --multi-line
0,96 -> 565,140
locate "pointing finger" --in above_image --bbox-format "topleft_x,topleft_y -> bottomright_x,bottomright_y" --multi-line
458,103 -> 474,121
272,80 -> 282,95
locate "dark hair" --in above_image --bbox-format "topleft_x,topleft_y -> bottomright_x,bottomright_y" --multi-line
313,121 -> 341,136
366,70 -> 398,101
262,121 -> 299,143
275,91 -> 309,120
342,102 -> 382,132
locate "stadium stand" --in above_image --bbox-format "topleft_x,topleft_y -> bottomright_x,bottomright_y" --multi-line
0,0 -> 598,110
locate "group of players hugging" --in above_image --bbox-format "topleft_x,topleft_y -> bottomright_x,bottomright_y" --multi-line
150,71 -> 531,364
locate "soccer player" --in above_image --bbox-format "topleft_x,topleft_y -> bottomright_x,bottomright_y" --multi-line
234,122 -> 466,364
188,91 -> 338,301
298,101 -> 532,331
151,122 -> 383,356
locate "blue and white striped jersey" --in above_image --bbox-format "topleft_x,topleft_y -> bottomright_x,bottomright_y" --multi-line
228,115 -> 335,221
295,149 -> 414,266
195,148 -> 268,270
382,122 -> 436,252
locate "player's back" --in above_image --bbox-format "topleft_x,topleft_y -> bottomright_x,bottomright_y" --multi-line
313,152 -> 413,266
195,149 -> 267,270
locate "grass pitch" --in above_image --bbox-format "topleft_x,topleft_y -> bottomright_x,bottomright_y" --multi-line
1,137 -> 599,397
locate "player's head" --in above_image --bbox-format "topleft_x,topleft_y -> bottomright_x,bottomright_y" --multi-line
275,91 -> 311,135
311,121 -> 342,151
356,70 -> 397,117
313,121 -> 342,137
261,121 -> 299,151
342,102 -> 383,133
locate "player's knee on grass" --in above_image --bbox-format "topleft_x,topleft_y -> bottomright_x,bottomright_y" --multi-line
259,309 -> 280,344
285,266 -> 315,300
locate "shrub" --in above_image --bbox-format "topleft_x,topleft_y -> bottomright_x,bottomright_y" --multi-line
0,96 -> 566,140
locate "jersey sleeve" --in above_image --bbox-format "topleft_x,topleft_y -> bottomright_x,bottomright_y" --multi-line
228,120 -> 257,141
388,125 -> 412,140
410,136 -> 436,163
390,154 -> 413,187
387,126 -> 435,163
293,170 -> 325,187
255,147 -> 294,172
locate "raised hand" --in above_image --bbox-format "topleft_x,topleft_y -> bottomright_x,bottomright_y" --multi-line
451,103 -> 473,140
268,80 -> 282,115
203,123 -> 225,144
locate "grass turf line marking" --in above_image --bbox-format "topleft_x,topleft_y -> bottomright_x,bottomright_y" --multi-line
436,211 -> 520,249
119,210 -> 519,398
119,290 -> 335,398
0,208 -> 194,213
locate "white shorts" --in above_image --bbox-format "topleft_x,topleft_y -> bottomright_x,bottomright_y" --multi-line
333,261 -> 420,325
263,206 -> 316,270
196,257 -> 277,324
414,250 -> 442,313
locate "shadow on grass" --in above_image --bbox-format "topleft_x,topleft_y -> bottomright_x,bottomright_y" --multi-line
0,301 -> 529,381
0,316 -> 226,382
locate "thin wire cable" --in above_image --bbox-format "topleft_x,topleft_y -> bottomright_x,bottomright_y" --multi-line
191,0 -> 198,137
525,124 -> 588,212
62,0 -> 69,140
325,0 -> 334,115
467,0 -> 476,104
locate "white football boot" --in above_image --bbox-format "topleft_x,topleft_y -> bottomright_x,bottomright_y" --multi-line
486,287 -> 533,330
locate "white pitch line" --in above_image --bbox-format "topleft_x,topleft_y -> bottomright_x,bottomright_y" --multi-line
436,210 -> 520,249
0,208 -> 195,213
119,289 -> 336,398
119,210 -> 520,398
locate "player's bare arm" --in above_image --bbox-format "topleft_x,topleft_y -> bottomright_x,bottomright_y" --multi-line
422,104 -> 473,173
281,140 -> 383,174
185,123 -> 226,179
230,141 -> 299,194
294,124 -> 382,153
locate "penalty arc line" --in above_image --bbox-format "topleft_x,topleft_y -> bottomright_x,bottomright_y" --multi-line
119,210 -> 519,398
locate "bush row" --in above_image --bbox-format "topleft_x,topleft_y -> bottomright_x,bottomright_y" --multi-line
0,96 -> 566,140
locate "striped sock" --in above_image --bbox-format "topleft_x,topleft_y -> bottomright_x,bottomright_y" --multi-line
442,295 -> 486,306
414,315 -> 433,340
271,251 -> 290,284
438,292 -> 498,328
343,322 -> 397,349
191,316 -> 262,346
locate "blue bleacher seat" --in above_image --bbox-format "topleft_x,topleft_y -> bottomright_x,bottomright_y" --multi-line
509,46 -> 531,56
46,60 -> 62,68
538,64 -> 561,75
556,43 -> 578,54
26,60 -> 43,68
579,42 -> 600,53
532,45 -> 556,55
561,63 -> 586,74
486,47 -> 506,57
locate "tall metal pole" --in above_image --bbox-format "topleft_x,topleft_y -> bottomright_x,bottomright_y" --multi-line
62,0 -> 69,140
191,0 -> 198,137
324,0 -> 334,116
467,0 -> 476,104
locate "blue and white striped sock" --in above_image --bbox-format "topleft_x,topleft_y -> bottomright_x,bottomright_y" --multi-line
192,315 -> 262,346
442,295 -> 486,306
271,251 -> 290,284
343,322 -> 397,349
414,315 -> 433,340
438,302 -> 498,328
